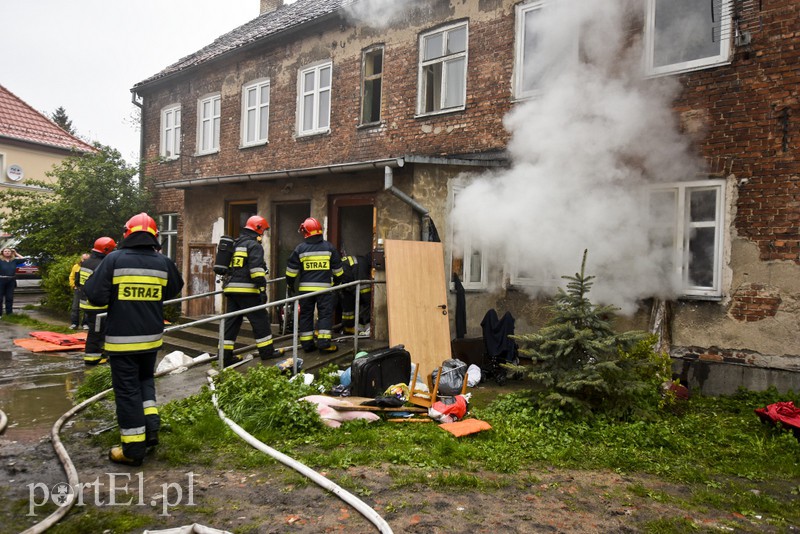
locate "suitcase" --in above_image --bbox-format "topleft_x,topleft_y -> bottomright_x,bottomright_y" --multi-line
350,345 -> 411,398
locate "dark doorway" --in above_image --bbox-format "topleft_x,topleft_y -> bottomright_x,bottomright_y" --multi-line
274,202 -> 311,303
329,194 -> 375,257
226,201 -> 257,238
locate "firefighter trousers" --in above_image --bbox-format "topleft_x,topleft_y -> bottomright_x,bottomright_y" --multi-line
110,351 -> 159,461
298,290 -> 334,351
83,309 -> 106,365
223,293 -> 274,365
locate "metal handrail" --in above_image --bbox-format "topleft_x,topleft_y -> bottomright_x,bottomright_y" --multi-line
93,277 -> 378,373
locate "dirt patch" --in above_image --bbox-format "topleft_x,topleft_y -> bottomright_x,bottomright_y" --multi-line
2,420 -> 780,534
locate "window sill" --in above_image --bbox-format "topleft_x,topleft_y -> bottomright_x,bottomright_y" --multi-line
295,129 -> 331,141
357,121 -> 385,131
240,141 -> 269,150
159,156 -> 180,164
414,107 -> 465,120
195,149 -> 220,157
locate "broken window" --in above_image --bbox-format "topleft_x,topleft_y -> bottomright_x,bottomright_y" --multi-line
298,61 -> 332,136
418,22 -> 468,115
197,93 -> 221,154
160,104 -> 181,160
242,79 -> 270,146
644,0 -> 732,76
449,184 -> 486,290
649,180 -> 726,298
361,46 -> 383,125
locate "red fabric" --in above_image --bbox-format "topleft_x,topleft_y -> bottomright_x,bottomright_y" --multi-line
431,395 -> 468,420
755,401 -> 800,430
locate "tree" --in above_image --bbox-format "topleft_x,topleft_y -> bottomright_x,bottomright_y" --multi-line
0,144 -> 151,259
51,106 -> 76,135
516,250 -> 671,420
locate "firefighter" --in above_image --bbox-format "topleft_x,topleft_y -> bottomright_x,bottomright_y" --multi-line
339,252 -> 372,335
285,217 -> 344,353
221,215 -> 274,367
80,237 -> 116,365
83,213 -> 184,466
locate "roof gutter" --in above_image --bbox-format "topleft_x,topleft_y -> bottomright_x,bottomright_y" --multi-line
155,157 -> 406,190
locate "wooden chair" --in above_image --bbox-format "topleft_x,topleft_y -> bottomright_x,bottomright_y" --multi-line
407,362 -> 468,408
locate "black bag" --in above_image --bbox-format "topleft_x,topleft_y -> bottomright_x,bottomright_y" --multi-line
431,358 -> 467,396
350,345 -> 411,398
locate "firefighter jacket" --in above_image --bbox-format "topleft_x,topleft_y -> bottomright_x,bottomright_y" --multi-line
285,235 -> 344,292
342,255 -> 372,296
69,261 -> 81,290
82,237 -> 184,355
222,229 -> 267,295
79,251 -> 109,312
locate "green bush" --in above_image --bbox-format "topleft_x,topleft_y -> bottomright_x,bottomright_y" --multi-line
40,254 -> 81,312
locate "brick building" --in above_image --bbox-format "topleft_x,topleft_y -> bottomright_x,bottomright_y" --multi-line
132,0 -> 799,393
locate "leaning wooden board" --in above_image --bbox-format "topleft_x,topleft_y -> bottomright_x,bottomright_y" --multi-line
328,396 -> 427,413
384,239 -> 452,380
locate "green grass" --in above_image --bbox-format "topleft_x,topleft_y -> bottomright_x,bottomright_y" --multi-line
1,312 -> 74,334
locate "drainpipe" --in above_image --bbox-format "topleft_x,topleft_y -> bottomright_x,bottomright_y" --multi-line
131,91 -> 145,179
383,164 -> 433,241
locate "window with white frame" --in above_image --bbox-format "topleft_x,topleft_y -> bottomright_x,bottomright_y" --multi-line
514,1 -> 545,99
159,213 -> 178,262
449,184 -> 486,290
649,180 -> 726,298
361,46 -> 384,125
644,0 -> 732,76
418,22 -> 468,115
197,93 -> 221,154
160,105 -> 181,160
241,79 -> 270,147
298,61 -> 332,136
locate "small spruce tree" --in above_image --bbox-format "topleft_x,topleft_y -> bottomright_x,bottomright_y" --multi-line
517,250 -> 670,420
51,106 -> 75,135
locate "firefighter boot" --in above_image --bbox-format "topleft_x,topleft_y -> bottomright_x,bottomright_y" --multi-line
319,344 -> 338,354
108,446 -> 143,467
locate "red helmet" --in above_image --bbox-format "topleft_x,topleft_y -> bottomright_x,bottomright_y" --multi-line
124,212 -> 159,239
299,217 -> 322,238
92,237 -> 116,254
245,215 -> 269,235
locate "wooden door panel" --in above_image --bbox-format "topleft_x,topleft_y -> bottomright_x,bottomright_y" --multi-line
385,240 -> 451,380
187,245 -> 215,316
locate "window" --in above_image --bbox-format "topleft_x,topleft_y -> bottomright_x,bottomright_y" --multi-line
297,61 -> 332,136
649,180 -> 726,298
644,0 -> 732,76
241,79 -> 270,147
159,213 -> 178,262
418,22 -> 468,115
449,183 -> 486,290
160,105 -> 181,160
361,46 -> 383,125
197,93 -> 221,154
514,1 -> 545,99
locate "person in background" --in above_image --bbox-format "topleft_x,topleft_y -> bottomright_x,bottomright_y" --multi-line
285,217 -> 344,354
80,238 -> 116,365
339,251 -> 372,336
83,213 -> 183,467
0,247 -> 27,317
221,215 -> 274,367
69,253 -> 90,329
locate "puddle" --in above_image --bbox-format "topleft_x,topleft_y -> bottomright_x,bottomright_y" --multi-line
0,348 -> 85,435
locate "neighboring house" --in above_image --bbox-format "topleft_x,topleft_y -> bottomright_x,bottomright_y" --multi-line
0,84 -> 95,200
132,0 -> 799,392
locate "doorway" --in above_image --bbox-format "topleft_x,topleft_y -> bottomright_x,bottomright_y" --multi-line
226,201 -> 257,238
329,194 -> 375,257
274,202 -> 311,303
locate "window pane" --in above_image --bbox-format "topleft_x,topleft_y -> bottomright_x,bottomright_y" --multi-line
444,58 -> 465,108
247,109 -> 256,142
522,8 -> 541,93
165,130 -> 174,157
202,122 -> 210,151
689,189 -> 717,222
260,85 -> 269,104
174,126 -> 180,151
303,94 -> 314,130
175,110 -> 180,125
319,66 -> 331,88
165,111 -> 173,129
213,97 -> 220,116
654,0 -> 721,68
213,117 -> 220,147
319,90 -> 330,129
304,70 -> 315,91
259,106 -> 269,139
423,63 -> 442,112
468,250 -> 482,283
247,87 -> 256,107
363,79 -> 375,123
424,32 -> 443,61
649,190 -> 676,249
447,26 -> 467,54
688,227 -> 715,287
202,100 -> 211,118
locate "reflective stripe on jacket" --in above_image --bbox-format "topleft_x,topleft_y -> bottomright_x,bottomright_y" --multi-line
285,235 -> 343,292
222,230 -> 267,295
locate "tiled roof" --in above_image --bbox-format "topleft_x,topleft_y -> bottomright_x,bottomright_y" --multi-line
0,84 -> 95,153
134,0 -> 354,90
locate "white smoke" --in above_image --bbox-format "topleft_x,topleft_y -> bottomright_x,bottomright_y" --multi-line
450,0 -> 703,315
343,0 -> 427,29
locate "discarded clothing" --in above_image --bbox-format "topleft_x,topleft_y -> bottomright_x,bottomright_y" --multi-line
755,401 -> 800,439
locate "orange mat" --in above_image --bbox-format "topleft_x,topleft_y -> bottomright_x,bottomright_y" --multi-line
14,331 -> 87,353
